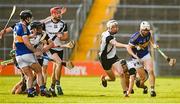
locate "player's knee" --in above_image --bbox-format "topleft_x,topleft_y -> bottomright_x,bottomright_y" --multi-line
31,63 -> 42,72
141,78 -> 146,83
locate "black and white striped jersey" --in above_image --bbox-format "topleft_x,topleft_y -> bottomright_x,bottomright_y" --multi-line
43,18 -> 68,51
99,31 -> 117,59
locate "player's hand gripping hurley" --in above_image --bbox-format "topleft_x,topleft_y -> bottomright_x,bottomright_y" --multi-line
150,40 -> 176,67
0,5 -> 16,39
157,48 -> 176,67
61,40 -> 75,48
4,5 -> 16,30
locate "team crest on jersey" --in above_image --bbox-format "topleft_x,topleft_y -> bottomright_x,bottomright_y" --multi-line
54,25 -> 58,28
47,25 -> 52,28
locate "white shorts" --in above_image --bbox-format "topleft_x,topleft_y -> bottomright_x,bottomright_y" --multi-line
16,53 -> 37,69
43,58 -> 49,66
46,51 -> 53,59
52,37 -> 64,51
140,53 -> 151,61
127,59 -> 143,70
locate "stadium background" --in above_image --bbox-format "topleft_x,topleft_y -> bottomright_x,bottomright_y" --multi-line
0,0 -> 180,76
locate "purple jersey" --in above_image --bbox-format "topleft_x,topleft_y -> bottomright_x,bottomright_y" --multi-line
129,31 -> 151,58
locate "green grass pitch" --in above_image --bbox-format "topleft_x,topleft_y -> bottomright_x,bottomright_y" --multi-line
0,76 -> 180,103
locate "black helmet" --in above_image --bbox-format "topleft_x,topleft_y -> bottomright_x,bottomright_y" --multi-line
30,21 -> 43,30
20,10 -> 32,20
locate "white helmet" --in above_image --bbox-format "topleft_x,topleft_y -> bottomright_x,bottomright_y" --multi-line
106,20 -> 118,29
140,21 -> 150,30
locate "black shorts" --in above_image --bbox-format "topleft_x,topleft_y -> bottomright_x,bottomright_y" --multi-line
49,49 -> 63,59
37,53 -> 48,66
37,59 -> 43,66
99,55 -> 119,70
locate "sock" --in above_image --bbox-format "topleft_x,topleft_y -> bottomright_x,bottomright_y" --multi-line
50,88 -> 55,91
40,85 -> 46,92
56,80 -> 60,85
28,87 -> 34,94
151,86 -> 155,91
143,86 -> 148,89
51,84 -> 55,89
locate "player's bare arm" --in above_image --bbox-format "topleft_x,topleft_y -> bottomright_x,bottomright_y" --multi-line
149,34 -> 159,49
126,74 -> 135,96
110,39 -> 128,48
57,31 -> 69,41
127,45 -> 139,59
22,35 -> 36,53
42,40 -> 54,52
0,27 -> 13,39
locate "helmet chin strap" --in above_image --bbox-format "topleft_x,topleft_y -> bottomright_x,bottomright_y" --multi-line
140,30 -> 144,36
140,30 -> 149,37
24,19 -> 30,26
108,30 -> 117,35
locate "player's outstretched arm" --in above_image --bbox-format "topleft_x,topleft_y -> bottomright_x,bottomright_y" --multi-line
57,31 -> 69,41
127,45 -> 139,59
0,27 -> 13,39
126,75 -> 135,96
110,39 -> 128,48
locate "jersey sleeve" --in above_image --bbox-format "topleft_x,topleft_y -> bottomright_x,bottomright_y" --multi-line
42,23 -> 46,31
11,24 -> 16,29
63,23 -> 68,32
129,38 -> 136,46
58,23 -> 68,33
129,35 -> 138,46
